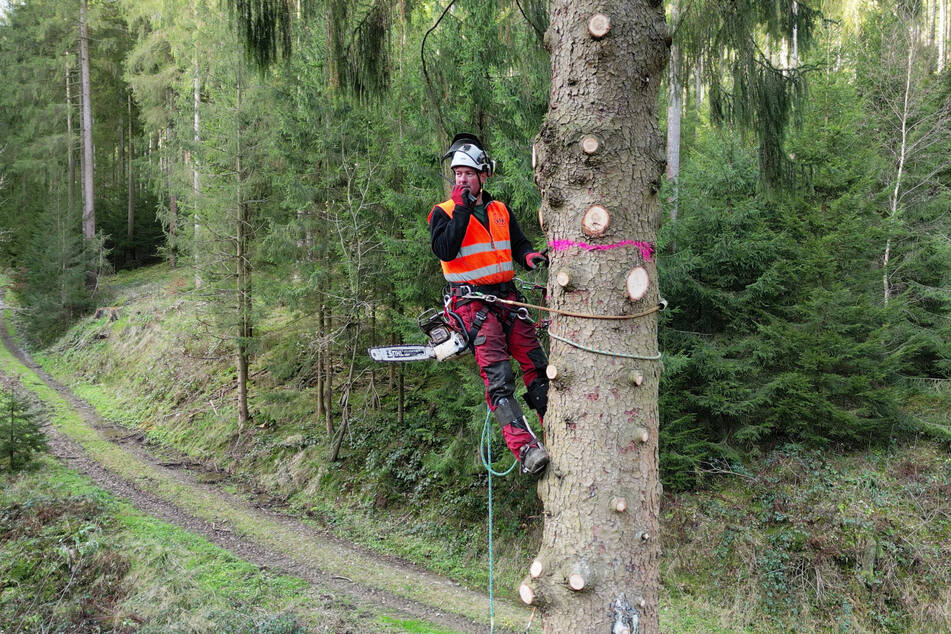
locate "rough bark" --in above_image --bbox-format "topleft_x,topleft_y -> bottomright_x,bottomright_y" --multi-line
531,1 -> 668,632
79,0 -> 95,242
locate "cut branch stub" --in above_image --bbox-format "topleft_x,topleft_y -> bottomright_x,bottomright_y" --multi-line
626,266 -> 650,301
519,576 -> 548,606
518,580 -> 535,605
611,496 -> 628,512
532,143 -> 537,169
568,560 -> 591,591
530,559 -> 544,579
546,364 -> 565,382
627,370 -> 645,386
637,530 -> 651,542
555,269 -> 573,290
587,13 -> 611,39
582,204 -> 610,237
633,427 -> 649,443
580,135 -> 601,155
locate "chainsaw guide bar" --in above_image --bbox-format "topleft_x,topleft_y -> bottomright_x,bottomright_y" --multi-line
367,344 -> 436,362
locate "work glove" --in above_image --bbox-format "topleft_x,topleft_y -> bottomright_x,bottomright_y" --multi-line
451,185 -> 475,209
525,251 -> 548,270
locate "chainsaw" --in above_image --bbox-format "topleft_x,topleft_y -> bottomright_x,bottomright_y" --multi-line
368,307 -> 469,363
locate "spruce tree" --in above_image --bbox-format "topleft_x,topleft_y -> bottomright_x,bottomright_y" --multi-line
0,380 -> 47,472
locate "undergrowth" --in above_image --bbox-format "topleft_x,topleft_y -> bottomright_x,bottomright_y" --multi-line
0,457 -> 309,633
8,264 -> 951,632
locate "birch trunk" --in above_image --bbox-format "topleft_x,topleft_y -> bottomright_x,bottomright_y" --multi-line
665,0 -> 682,223
885,26 -> 916,305
939,0 -> 946,73
529,2 -> 668,632
79,0 -> 95,242
791,0 -> 799,68
194,53 -> 202,288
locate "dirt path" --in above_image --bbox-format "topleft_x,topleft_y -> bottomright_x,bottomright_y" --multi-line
0,315 -> 533,634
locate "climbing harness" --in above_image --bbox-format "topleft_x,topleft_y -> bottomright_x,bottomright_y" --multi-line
461,291 -> 668,322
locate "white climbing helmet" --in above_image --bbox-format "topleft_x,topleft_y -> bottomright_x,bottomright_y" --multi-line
442,133 -> 496,176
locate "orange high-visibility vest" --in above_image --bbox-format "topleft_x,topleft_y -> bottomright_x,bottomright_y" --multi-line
429,199 -> 515,285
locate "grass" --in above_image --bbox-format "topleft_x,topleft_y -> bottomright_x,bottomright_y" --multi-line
5,264 -> 951,633
0,457 -> 312,632
0,302 -> 532,631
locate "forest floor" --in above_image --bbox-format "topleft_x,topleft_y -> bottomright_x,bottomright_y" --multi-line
0,299 -> 532,634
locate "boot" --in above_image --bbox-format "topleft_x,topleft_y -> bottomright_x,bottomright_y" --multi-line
518,440 -> 549,475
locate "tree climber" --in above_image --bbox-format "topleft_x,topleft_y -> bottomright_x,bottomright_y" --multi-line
428,133 -> 551,475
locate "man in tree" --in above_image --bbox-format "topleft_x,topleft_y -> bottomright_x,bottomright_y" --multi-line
428,133 -> 551,475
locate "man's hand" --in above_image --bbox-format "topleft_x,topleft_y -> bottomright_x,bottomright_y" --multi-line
525,251 -> 548,270
451,185 -> 474,209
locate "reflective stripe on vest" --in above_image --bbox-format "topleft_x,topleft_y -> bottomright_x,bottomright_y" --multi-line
431,199 -> 515,285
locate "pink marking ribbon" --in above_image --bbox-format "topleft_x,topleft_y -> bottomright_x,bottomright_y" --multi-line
548,239 -> 654,262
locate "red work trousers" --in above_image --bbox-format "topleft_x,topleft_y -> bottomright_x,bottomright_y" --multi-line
451,293 -> 548,457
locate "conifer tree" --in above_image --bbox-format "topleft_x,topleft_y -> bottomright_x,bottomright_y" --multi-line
0,379 -> 47,472
522,2 -> 669,631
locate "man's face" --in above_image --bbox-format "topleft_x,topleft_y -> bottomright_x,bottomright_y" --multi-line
453,166 -> 484,193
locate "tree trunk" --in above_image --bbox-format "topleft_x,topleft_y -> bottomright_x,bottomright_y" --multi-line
791,0 -> 799,68
665,0 -> 682,224
885,25 -> 916,305
315,294 -> 324,423
66,56 -> 75,220
330,327 -> 360,462
529,2 -> 668,632
323,306 -> 334,436
397,362 -> 404,427
235,75 -> 251,429
194,53 -> 202,288
118,120 -> 124,189
127,93 -> 134,257
939,0 -> 946,73
79,0 -> 95,243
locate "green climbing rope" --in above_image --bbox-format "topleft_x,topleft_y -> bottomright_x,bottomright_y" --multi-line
480,407 -> 517,632
548,331 -> 662,360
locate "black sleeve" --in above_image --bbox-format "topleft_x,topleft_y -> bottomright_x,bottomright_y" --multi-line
429,205 -> 472,262
508,211 -> 535,270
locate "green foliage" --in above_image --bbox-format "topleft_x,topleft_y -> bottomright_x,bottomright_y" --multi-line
0,459 -> 321,632
0,378 -> 47,472
662,444 -> 951,632
677,0 -> 821,187
15,205 -> 106,345
657,93 -> 921,488
0,489 -> 128,630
